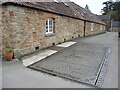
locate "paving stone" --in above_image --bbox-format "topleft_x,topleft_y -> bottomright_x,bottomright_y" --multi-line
56,42 -> 76,47
23,50 -> 57,67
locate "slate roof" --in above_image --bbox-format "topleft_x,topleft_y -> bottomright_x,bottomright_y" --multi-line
1,0 -> 105,25
112,21 -> 120,27
98,15 -> 111,21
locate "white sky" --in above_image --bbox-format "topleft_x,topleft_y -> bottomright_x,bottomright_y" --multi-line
70,0 -> 116,15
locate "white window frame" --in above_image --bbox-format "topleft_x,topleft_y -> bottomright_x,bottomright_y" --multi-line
46,18 -> 54,34
91,23 -> 94,31
100,25 -> 103,31
104,26 -> 106,31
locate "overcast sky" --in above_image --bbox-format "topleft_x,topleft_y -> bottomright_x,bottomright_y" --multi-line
70,0 -> 116,15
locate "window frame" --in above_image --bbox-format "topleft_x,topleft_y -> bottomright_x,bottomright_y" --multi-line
91,23 -> 94,32
46,18 -> 54,34
100,25 -> 103,31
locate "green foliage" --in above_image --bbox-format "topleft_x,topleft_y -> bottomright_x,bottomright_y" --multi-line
102,1 -> 114,15
107,10 -> 120,21
5,50 -> 12,54
113,1 -> 120,10
85,4 -> 90,10
102,1 -> 120,21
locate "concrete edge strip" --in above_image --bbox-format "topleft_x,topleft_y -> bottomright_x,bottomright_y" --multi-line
22,50 -> 58,67
56,41 -> 77,47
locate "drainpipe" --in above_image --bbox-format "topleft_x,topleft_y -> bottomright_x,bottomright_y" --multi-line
84,21 -> 86,37
111,20 -> 113,32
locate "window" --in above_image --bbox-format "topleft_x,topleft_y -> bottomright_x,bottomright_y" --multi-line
54,0 -> 59,3
100,25 -> 103,31
46,18 -> 54,34
61,0 -> 69,6
104,26 -> 106,31
91,23 -> 94,31
81,13 -> 84,16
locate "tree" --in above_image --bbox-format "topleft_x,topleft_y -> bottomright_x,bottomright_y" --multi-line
102,1 -> 114,15
102,1 -> 120,21
113,1 -> 120,10
85,4 -> 90,10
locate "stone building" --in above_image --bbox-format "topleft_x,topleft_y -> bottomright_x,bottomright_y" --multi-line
98,15 -> 111,31
1,1 -> 106,58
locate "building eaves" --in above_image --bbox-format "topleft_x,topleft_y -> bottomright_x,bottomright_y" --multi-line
1,1 -> 105,25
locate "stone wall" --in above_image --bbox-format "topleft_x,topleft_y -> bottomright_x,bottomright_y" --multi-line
103,20 -> 111,31
85,22 -> 106,36
0,5 -> 2,57
2,5 -> 84,57
2,5 -> 106,58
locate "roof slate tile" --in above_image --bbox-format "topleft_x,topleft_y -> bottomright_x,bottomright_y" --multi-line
1,0 -> 105,25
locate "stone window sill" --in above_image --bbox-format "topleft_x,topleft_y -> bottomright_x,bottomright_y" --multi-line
45,33 -> 55,37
